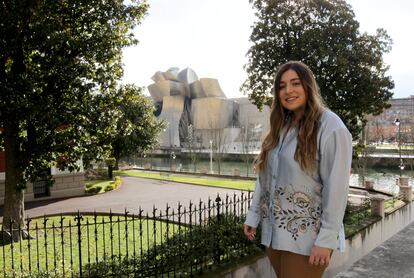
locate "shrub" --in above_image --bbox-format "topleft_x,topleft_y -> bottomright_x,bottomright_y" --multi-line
113,176 -> 121,188
85,183 -> 95,189
85,187 -> 96,194
81,214 -> 262,277
104,184 -> 114,192
94,185 -> 102,193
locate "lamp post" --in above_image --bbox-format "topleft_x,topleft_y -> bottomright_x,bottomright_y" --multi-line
170,151 -> 176,171
141,153 -> 146,169
209,140 -> 213,174
394,118 -> 404,176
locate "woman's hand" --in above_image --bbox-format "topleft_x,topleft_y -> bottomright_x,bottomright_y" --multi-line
243,224 -> 256,241
309,245 -> 332,267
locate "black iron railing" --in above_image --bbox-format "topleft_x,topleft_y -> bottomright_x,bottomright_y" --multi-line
1,191 -> 259,277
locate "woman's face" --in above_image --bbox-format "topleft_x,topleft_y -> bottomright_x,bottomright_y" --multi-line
279,69 -> 307,119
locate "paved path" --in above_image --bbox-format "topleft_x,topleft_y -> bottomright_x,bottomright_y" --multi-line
335,221 -> 414,278
0,177 -> 248,220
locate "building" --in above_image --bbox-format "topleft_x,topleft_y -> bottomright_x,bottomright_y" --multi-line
148,68 -> 270,153
0,151 -> 85,205
365,96 -> 414,143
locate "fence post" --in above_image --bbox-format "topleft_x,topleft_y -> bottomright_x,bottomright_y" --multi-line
207,198 -> 212,225
213,194 -> 222,264
75,211 -> 83,277
399,185 -> 413,202
398,177 -> 412,202
152,205 -> 158,277
364,180 -> 374,190
371,197 -> 385,218
215,194 -> 222,222
398,176 -> 409,187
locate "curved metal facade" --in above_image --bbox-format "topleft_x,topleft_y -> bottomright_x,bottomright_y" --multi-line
158,95 -> 185,147
148,67 -> 269,150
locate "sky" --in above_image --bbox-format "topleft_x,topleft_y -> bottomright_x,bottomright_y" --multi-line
122,0 -> 414,99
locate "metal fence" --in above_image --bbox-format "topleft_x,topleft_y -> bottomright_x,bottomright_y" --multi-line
0,191 -> 255,277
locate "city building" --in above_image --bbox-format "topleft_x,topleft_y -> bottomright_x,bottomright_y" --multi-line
364,96 -> 414,143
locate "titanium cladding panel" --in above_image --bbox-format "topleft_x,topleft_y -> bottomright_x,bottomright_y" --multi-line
199,78 -> 226,98
158,95 -> 185,147
148,81 -> 170,103
177,68 -> 199,84
191,98 -> 235,129
189,80 -> 206,99
148,80 -> 188,102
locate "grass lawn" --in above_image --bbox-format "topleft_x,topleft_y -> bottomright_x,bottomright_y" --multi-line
115,170 -> 256,191
0,215 -> 182,277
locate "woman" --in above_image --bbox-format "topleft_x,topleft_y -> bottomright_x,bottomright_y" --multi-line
244,61 -> 352,278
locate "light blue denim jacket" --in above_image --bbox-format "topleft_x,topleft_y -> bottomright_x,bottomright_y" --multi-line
245,110 -> 352,256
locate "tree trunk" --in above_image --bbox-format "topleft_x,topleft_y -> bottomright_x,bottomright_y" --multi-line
108,165 -> 113,180
114,158 -> 119,170
2,122 -> 27,243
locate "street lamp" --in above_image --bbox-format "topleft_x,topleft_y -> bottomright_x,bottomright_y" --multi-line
209,140 -> 213,174
394,118 -> 404,176
141,153 -> 146,169
162,127 -> 169,148
170,151 -> 176,171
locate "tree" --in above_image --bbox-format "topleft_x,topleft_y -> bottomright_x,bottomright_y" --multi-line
187,124 -> 200,173
206,112 -> 229,175
210,127 -> 228,175
240,122 -> 254,177
0,0 -> 148,240
242,0 -> 394,138
111,84 -> 165,170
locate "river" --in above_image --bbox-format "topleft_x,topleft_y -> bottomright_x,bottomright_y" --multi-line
127,156 -> 413,195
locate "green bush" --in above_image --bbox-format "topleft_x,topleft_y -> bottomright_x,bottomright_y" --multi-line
84,177 -> 121,194
85,183 -> 94,189
113,176 -> 121,188
85,186 -> 103,194
85,187 -> 96,194
81,214 -> 262,277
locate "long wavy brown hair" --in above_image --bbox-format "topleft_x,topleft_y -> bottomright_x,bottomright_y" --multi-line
255,61 -> 326,174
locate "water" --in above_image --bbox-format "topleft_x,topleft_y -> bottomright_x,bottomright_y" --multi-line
128,156 -> 257,176
125,156 -> 413,195
350,168 -> 413,194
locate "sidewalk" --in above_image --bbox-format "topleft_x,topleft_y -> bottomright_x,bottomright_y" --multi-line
335,220 -> 414,278
0,176 -> 246,221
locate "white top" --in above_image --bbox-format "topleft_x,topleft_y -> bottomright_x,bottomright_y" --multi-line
245,110 -> 353,256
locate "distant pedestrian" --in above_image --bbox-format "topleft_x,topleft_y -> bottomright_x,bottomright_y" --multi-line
244,61 -> 352,278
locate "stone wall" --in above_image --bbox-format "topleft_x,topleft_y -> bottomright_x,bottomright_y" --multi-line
325,201 -> 414,277
220,200 -> 414,278
0,172 -> 84,205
